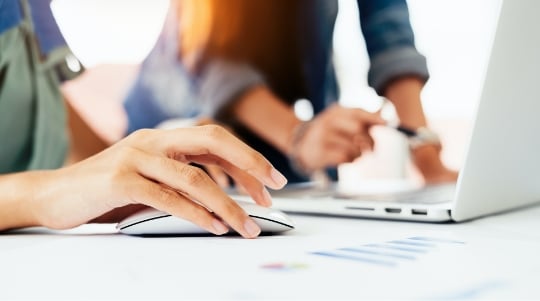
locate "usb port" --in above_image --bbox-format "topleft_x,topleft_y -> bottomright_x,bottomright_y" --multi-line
384,208 -> 402,214
411,209 -> 428,215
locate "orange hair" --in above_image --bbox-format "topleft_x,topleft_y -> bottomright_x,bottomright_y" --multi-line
176,0 -> 245,62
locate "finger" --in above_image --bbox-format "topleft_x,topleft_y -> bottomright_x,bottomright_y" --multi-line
322,134 -> 360,159
204,164 -> 231,189
332,132 -> 358,150
235,183 -> 250,196
352,133 -> 375,152
158,125 -> 287,189
347,108 -> 387,126
329,124 -> 376,156
330,115 -> 367,137
324,147 -> 360,165
293,131 -> 357,170
134,151 -> 262,238
306,148 -> 354,169
329,113 -> 382,140
189,154 -> 272,207
130,179 -> 230,236
304,142 -> 358,168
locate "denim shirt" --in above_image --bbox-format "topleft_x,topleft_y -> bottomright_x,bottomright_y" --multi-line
0,0 -> 69,57
123,0 -> 429,182
124,0 -> 428,129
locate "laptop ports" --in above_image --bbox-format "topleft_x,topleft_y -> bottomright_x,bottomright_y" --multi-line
411,208 -> 428,215
384,208 -> 402,214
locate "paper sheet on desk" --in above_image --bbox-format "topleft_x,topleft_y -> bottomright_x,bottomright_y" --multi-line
239,236 -> 535,300
1,223 -> 540,300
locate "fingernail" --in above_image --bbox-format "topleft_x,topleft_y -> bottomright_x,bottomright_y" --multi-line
262,187 -> 273,206
244,219 -> 261,238
270,168 -> 288,188
212,219 -> 229,235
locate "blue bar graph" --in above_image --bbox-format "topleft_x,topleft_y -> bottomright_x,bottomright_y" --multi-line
309,236 -> 465,267
310,251 -> 397,267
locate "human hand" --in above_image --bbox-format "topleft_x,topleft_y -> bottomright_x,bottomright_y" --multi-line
157,117 -> 236,189
192,117 -> 235,189
32,125 -> 287,238
289,104 -> 386,173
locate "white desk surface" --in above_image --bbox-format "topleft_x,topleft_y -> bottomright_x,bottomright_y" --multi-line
2,204 -> 540,300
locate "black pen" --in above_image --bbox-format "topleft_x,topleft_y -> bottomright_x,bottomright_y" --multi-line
384,119 -> 418,137
394,124 -> 418,137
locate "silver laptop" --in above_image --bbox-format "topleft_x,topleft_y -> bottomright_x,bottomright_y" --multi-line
266,0 -> 540,222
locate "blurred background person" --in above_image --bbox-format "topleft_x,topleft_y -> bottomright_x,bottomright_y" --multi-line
123,0 -> 458,185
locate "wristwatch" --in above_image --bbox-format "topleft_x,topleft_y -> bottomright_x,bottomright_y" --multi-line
395,125 -> 441,150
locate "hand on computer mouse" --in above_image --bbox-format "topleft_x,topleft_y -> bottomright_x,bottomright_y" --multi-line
117,200 -> 295,236
15,125 -> 287,239
156,117 -> 236,189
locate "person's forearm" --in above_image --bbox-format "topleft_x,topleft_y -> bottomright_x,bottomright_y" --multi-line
384,76 -> 454,180
384,76 -> 427,129
232,86 -> 302,154
0,171 -> 51,231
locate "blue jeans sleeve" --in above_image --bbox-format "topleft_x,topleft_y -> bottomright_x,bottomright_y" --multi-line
356,0 -> 429,95
27,0 -> 67,56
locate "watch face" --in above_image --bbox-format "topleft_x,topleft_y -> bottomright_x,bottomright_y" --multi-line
408,127 -> 441,149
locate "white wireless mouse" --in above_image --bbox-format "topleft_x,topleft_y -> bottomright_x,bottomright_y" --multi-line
117,200 -> 295,236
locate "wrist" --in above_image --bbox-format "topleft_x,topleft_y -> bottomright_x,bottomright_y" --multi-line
0,170 -> 55,231
31,167 -> 91,230
394,125 -> 441,150
394,125 -> 446,179
285,119 -> 307,154
26,170 -> 64,229
407,126 -> 441,150
384,77 -> 427,129
287,121 -> 313,176
411,144 -> 447,178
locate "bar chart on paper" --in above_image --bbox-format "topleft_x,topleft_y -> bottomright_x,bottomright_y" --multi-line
310,236 -> 465,268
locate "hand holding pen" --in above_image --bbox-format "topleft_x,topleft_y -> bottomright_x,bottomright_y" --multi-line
287,102 -> 457,186
288,104 -> 386,181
